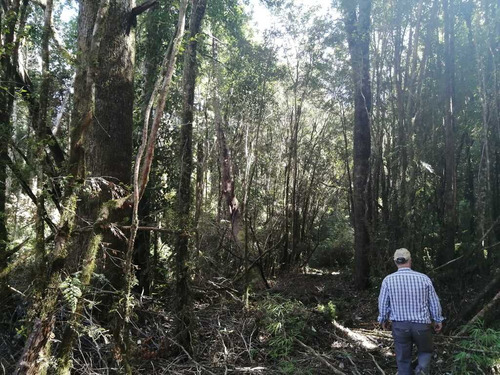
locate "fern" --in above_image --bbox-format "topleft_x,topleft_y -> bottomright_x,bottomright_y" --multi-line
59,276 -> 83,313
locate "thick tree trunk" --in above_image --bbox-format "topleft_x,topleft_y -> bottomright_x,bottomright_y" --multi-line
65,0 -> 135,283
50,0 -> 136,372
0,0 -> 24,264
343,0 -> 372,290
175,0 -> 207,353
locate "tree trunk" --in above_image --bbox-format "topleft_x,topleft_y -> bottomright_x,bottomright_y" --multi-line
0,0 -> 25,264
194,139 -> 204,250
440,0 -> 457,265
33,0 -> 53,292
175,0 -> 207,353
212,40 -> 241,247
54,0 -> 136,371
134,194 -> 152,294
343,0 -> 372,289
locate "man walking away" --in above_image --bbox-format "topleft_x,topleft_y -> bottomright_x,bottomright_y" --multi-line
378,248 -> 444,375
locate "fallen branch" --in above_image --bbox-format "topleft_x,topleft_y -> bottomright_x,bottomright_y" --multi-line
448,270 -> 500,333
357,328 -> 472,341
332,320 -> 378,351
343,353 -> 361,375
234,367 -> 267,373
368,352 -> 386,375
356,328 -> 392,339
333,327 -> 387,374
118,225 -> 174,233
166,337 -> 218,375
0,246 -> 34,280
294,338 -> 347,375
429,255 -> 464,272
458,289 -> 500,336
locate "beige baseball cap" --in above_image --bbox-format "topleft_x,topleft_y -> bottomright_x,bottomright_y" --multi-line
394,248 -> 411,263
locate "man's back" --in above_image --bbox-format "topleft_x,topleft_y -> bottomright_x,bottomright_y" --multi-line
378,268 -> 442,324
378,249 -> 444,375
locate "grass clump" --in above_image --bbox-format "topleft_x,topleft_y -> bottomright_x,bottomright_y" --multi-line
257,295 -> 310,361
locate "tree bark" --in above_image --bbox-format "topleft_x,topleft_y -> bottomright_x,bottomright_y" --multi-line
0,0 -> 25,264
440,0 -> 457,265
212,40 -> 241,246
52,0 -> 137,371
343,0 -> 372,289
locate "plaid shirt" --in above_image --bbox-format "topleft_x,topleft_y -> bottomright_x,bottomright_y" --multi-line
378,268 -> 444,324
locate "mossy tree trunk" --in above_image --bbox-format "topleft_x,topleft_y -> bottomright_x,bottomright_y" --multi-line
0,0 -> 28,266
16,0 -> 136,372
58,0 -> 136,370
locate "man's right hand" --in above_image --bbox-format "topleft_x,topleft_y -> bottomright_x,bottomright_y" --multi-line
434,322 -> 443,333
380,321 -> 390,330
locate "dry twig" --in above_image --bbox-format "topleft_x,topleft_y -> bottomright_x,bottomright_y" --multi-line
294,338 -> 347,375
343,353 -> 361,375
368,352 -> 386,375
166,337 -> 218,375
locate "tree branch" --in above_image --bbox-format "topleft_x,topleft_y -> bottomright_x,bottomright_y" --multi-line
127,0 -> 158,34
5,155 -> 57,232
294,338 -> 347,375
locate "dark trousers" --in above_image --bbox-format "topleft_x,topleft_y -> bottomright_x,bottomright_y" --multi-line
392,321 -> 433,375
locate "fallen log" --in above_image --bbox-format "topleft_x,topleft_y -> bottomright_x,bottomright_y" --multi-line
332,320 -> 378,351
458,290 -> 500,336
447,270 -> 500,333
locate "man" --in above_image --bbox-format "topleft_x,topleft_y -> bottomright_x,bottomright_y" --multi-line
378,248 -> 444,375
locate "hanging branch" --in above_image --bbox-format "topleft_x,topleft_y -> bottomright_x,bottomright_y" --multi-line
127,0 -> 158,34
5,155 -> 57,232
137,0 -> 189,198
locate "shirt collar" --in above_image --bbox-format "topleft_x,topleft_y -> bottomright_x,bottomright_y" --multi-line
397,267 -> 412,272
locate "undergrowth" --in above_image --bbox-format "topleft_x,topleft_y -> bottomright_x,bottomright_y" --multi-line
257,295 -> 310,362
453,320 -> 500,374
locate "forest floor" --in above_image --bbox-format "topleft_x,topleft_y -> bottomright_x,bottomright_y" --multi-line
1,268 -> 497,374
125,269 -> 495,375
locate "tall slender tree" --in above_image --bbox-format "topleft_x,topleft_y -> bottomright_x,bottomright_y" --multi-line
175,0 -> 207,353
342,0 -> 372,289
441,0 -> 457,265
